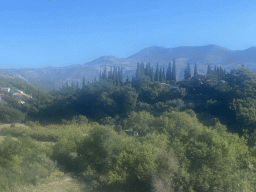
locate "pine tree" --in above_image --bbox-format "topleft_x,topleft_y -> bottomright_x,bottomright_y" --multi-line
172,59 -> 177,82
194,62 -> 198,77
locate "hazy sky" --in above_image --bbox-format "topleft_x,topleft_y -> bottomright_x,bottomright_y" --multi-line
1,0 -> 256,68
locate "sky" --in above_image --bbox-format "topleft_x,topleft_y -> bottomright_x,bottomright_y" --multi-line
1,0 -> 256,69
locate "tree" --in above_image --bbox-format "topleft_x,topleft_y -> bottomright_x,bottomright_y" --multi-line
155,63 -> 160,82
166,62 -> 172,82
172,59 -> 177,82
207,65 -> 211,75
184,63 -> 191,80
82,76 -> 86,88
194,62 -> 198,77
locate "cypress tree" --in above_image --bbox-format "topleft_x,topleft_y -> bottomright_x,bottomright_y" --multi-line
154,63 -> 160,82
145,63 -> 151,77
102,65 -> 107,79
162,67 -> 166,82
118,67 -> 123,85
99,71 -> 101,80
150,65 -> 154,81
159,68 -> 163,83
184,63 -> 191,80
126,76 -> 129,84
172,59 -> 177,82
194,62 -> 198,77
82,76 -> 86,88
108,67 -> 113,81
140,62 -> 145,77
166,62 -> 172,82
136,62 -> 142,79
207,65 -> 211,75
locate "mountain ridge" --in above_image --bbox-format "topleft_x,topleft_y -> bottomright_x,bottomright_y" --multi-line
1,44 -> 256,89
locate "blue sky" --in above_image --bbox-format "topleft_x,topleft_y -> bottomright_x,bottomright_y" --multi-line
1,0 -> 256,69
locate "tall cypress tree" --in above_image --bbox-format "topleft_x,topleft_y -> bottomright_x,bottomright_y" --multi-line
140,62 -> 145,77
184,63 -> 191,80
172,59 -> 177,82
207,65 -> 211,75
162,67 -> 165,82
102,65 -> 107,79
82,76 -> 86,88
136,62 -> 142,79
150,65 -> 154,81
99,71 -> 102,80
154,63 -> 160,82
194,62 -> 198,77
159,67 -> 163,83
126,76 -> 129,84
166,62 -> 172,82
108,67 -> 113,81
118,67 -> 123,85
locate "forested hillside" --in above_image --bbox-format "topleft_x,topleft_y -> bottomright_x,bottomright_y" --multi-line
1,63 -> 256,191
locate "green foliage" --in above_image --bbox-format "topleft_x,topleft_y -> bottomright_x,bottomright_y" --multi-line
0,136 -> 57,191
0,105 -> 25,123
230,98 -> 256,132
2,123 -> 92,142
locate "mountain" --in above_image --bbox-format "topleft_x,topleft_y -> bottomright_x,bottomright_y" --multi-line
1,44 -> 256,89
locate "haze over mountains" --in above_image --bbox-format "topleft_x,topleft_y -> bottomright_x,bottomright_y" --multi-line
1,44 -> 256,89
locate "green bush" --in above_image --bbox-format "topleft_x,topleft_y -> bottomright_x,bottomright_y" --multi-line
0,136 -> 58,191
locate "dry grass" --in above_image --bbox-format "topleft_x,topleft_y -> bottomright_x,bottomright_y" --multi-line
10,173 -> 126,192
11,175 -> 88,192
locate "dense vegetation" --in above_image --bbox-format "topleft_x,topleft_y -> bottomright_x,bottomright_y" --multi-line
1,63 -> 256,191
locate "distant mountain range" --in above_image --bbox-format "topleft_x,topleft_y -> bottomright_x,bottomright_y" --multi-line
1,44 -> 256,89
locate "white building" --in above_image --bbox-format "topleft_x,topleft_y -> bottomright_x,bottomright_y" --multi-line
0,87 -> 10,92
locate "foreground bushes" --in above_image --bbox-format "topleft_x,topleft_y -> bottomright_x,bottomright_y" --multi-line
0,136 -> 59,191
71,111 -> 256,191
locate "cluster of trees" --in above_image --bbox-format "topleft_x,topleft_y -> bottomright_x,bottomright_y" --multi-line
99,66 -> 124,86
133,60 -> 177,83
184,62 -> 198,80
